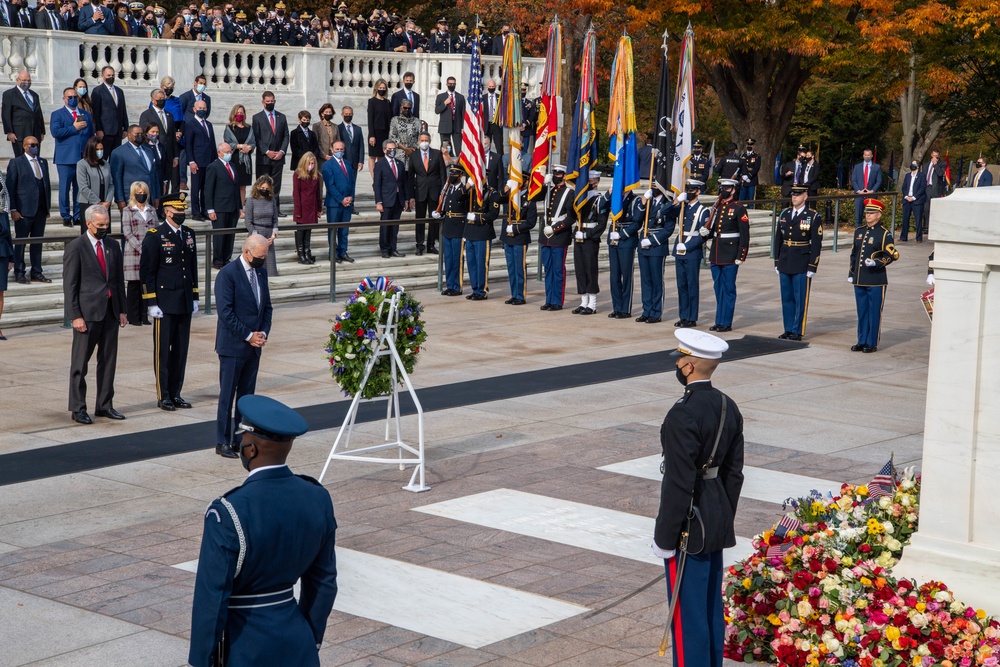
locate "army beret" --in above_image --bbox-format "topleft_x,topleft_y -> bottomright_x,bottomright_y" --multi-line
237,395 -> 308,442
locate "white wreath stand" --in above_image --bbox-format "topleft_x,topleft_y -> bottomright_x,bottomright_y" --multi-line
318,291 -> 429,492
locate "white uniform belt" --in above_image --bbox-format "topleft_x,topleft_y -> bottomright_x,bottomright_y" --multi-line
229,587 -> 295,609
581,222 -> 599,228
718,232 -> 740,238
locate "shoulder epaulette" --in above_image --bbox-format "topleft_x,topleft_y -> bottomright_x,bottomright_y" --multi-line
296,474 -> 323,487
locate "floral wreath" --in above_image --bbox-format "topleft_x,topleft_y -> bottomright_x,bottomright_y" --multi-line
325,277 -> 428,399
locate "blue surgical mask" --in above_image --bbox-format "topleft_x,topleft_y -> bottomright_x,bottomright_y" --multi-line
96,149 -> 104,159
196,83 -> 206,94
67,97 -> 78,108
221,152 -> 232,163
332,151 -> 344,160
27,145 -> 39,157
76,86 -> 88,97
196,109 -> 208,119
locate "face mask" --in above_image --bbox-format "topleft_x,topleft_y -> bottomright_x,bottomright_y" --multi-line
148,135 -> 158,143
799,156 -> 809,164
385,149 -> 395,159
171,212 -> 186,225
191,24 -> 201,33
238,442 -> 256,471
418,141 -> 429,151
196,83 -> 206,94
67,97 -> 78,108
96,149 -> 104,159
332,150 -> 344,160
458,30 -> 466,36
264,102 -> 275,112
163,87 -> 173,96
196,109 -> 208,119
237,19 -> 245,25
401,109 -> 411,118
675,365 -> 689,387
153,98 -> 166,109
685,189 -> 699,198
377,89 -> 386,97
247,255 -> 265,269
260,189 -> 271,199
487,89 -> 495,95
552,175 -> 564,185
18,81 -> 30,92
132,10 -> 141,17
46,2 -> 55,8
720,186 -> 735,199
449,175 -> 461,184
276,10 -> 284,17
910,163 -> 918,171
692,149 -> 702,156
221,152 -> 231,163
234,113 -> 245,122
404,82 -> 413,90
447,84 -> 455,92
93,226 -> 110,239
257,12 -> 265,19
117,10 -> 126,18
323,113 -> 334,121
27,145 -> 39,157
135,192 -> 148,204
300,121 -> 310,129
104,76 -> 115,86
76,86 -> 88,97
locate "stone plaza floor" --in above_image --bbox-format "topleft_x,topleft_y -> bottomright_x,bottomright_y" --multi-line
0,245 -> 933,666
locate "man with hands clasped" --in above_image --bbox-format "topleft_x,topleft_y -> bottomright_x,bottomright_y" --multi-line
773,185 -> 823,341
663,179 -> 711,328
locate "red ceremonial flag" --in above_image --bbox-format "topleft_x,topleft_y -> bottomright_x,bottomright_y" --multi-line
528,17 -> 561,200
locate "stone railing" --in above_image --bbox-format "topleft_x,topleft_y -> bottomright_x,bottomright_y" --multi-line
0,27 -> 553,161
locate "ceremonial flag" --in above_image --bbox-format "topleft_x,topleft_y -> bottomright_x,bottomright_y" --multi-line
887,149 -> 895,182
498,32 -> 523,219
566,26 -> 597,213
944,150 -> 952,187
607,33 -> 638,223
653,28 -> 672,192
670,24 -> 695,195
868,459 -> 896,499
708,139 -> 715,172
528,17 -> 561,200
766,541 -> 793,559
773,515 -> 801,539
458,28 -> 486,205
774,151 -> 782,184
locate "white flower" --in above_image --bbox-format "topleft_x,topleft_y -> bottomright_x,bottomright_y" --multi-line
907,513 -> 918,522
882,521 -> 894,534
911,613 -> 929,629
901,495 -> 912,507
900,478 -> 915,490
934,590 -> 951,602
885,537 -> 902,551
950,600 -> 966,614
770,570 -> 785,583
356,296 -> 367,303
334,356 -> 341,362
797,600 -> 813,618
878,496 -> 892,509
345,353 -> 356,359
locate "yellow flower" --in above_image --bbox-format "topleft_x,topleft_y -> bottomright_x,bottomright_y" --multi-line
768,613 -> 782,626
857,485 -> 869,496
978,609 -> 988,620
856,599 -> 868,609
885,627 -> 901,642
913,658 -> 923,667
915,602 -> 926,613
860,577 -> 872,586
742,577 -> 752,589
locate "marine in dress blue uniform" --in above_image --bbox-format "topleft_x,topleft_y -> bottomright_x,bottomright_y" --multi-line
189,395 -> 338,667
438,166 -> 471,296
499,187 -> 536,305
654,329 -> 744,667
774,185 -> 823,340
636,188 -> 673,323
664,179 -> 710,328
606,191 -> 641,318
537,165 -> 574,311
707,179 -> 750,332
849,198 -> 898,353
571,173 -> 608,315
464,184 -> 499,300
139,192 -> 198,411
688,140 -> 710,185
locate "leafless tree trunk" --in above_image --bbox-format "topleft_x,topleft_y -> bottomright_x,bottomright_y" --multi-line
898,56 -> 945,190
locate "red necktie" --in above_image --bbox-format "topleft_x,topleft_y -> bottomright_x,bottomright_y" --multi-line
226,163 -> 234,181
450,93 -> 455,119
339,159 -> 347,176
864,164 -> 869,189
96,241 -> 111,298
269,112 -> 275,134
390,159 -> 397,180
72,110 -> 77,121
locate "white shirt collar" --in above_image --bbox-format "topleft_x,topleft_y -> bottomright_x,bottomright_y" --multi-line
166,220 -> 181,233
239,254 -> 252,272
65,105 -> 77,113
793,205 -> 806,216
248,463 -> 288,478
86,230 -> 102,249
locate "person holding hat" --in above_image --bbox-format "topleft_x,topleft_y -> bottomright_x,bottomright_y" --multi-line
713,143 -> 741,180
774,185 -> 823,341
738,138 -> 760,204
572,172 -> 608,314
437,164 -> 469,295
707,178 -> 750,332
850,148 -> 882,226
139,190 -> 199,411
537,164 -> 575,311
689,140 -> 710,184
635,184 -> 671,323
189,394 -> 338,667
664,179 -> 711,327
780,144 -> 808,198
654,329 -> 744,667
849,198 -> 898,353
499,179 -> 537,305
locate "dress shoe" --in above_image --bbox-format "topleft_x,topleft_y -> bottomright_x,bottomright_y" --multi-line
674,320 -> 686,327
341,254 -> 355,263
71,410 -> 93,425
851,344 -> 865,352
504,298 -> 515,304
173,397 -> 192,409
427,247 -> 439,255
465,293 -> 475,300
863,346 -> 877,353
510,298 -> 526,305
778,332 -> 791,340
581,308 -> 595,315
416,248 -> 424,256
30,273 -> 52,283
471,293 -> 487,301
63,218 -> 73,227
158,399 -> 176,411
142,320 -> 152,325
645,317 -> 662,324
608,311 -> 620,319
95,408 -> 126,420
709,325 -> 721,331
336,256 -> 343,263
390,250 -> 406,258
787,334 -> 803,341
16,274 -> 29,284
129,320 -> 143,326
548,304 -> 562,311
381,252 -> 390,258
213,261 -> 225,269
0,332 -> 6,340
619,312 -> 632,318
572,306 -> 585,314
540,303 -> 552,311
715,325 -> 733,332
216,443 -> 239,459
635,315 -> 649,323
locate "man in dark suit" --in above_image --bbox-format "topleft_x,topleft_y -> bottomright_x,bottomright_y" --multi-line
408,132 -> 445,255
491,23 -> 511,56
9,0 -> 33,28
76,0 -> 113,33
921,149 -> 947,238
178,75 -> 212,119
899,161 -> 927,242
50,86 -> 93,226
780,144 -> 808,198
213,234 -> 272,457
140,89 -> 179,193
435,76 -> 465,156
252,91 -> 289,216
483,81 -> 504,156
7,136 -> 52,284
35,1 -> 68,29
483,137 -> 502,191
321,139 -> 355,263
337,106 -> 364,173
373,139 -> 409,258
390,71 -> 420,118
2,71 -> 46,158
205,143 -> 241,268
110,124 -> 160,212
289,109 -> 320,171
851,148 -> 882,225
184,100 -> 216,220
64,205 -> 127,425
91,66 -> 128,153
971,158 -> 994,188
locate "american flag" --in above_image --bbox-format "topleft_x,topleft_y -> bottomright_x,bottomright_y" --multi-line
773,515 -> 801,539
766,542 -> 793,559
459,32 -> 486,205
868,459 -> 896,499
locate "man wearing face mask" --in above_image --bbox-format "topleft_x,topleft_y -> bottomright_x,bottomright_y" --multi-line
435,76 -> 466,157
971,158 -> 993,188
438,164 -> 470,295
407,131 -> 445,256
183,100 -> 215,219
289,110 -> 320,174
35,0 -> 66,29
64,205 -> 128,425
7,136 -> 53,285
451,21 -> 471,54
139,191 -> 199,411
536,164 -> 575,311
179,75 -> 212,119
774,186 -> 822,341
272,1 -> 292,45
51,86 -> 93,227
491,22 -> 511,56
391,71 -> 421,119
655,328 -> 744,667
483,81 -> 504,155
666,179 -> 711,328
212,235 -> 272,458
707,178 -> 750,332
780,144 -> 807,198
111,124 -> 160,214
2,71 -> 46,159
899,161 -> 926,243
140,88 -> 179,193
388,100 -> 420,171
77,0 -> 113,33
373,140 -> 410,258
251,3 -> 277,45
689,140 -> 710,184
252,91 -> 289,216
429,17 -> 450,53
91,65 -> 129,153
205,142 -> 241,267
737,138 -> 760,204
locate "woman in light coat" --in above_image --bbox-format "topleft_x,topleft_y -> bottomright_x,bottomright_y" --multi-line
244,175 -> 279,276
121,181 -> 158,326
76,136 -> 113,233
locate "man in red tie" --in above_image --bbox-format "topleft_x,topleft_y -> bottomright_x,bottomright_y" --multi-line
204,142 -> 242,268
63,205 -> 128,424
851,148 -> 882,226
321,139 -> 356,263
51,86 -> 94,227
372,139 -> 409,258
434,76 -> 465,157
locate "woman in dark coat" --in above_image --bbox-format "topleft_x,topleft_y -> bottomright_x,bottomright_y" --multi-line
366,77 -> 392,174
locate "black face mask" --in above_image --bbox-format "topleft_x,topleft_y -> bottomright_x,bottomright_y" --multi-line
377,89 -> 386,97
323,113 -> 334,121
799,156 -> 808,164
553,175 -> 564,185
342,115 -> 352,123
675,365 -> 690,387
720,187 -> 735,199
163,87 -> 173,96
153,99 -> 165,108
171,213 -> 186,225
257,12 -> 265,19
447,84 -> 455,92
136,192 -> 148,203
401,109 -> 411,118
260,189 -> 271,199
458,30 -> 465,36
238,442 -> 256,471
449,175 -> 461,185
404,82 -> 413,90
264,102 -> 275,112
93,226 -> 110,240
247,254 -> 265,269
685,189 -> 699,198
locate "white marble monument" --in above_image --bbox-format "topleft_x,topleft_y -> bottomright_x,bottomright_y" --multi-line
894,186 -> 1000,613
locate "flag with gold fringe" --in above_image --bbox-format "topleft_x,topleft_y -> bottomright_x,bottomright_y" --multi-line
607,33 -> 639,224
458,22 -> 486,205
528,16 -> 562,200
671,24 -> 695,195
566,26 -> 597,214
498,32 -> 523,219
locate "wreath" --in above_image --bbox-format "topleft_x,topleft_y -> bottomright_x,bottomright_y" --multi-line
325,277 -> 428,399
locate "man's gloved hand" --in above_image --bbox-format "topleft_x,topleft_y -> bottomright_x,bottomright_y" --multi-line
643,189 -> 653,200
506,224 -> 514,235
609,231 -> 621,241
192,301 -> 199,314
926,273 -> 935,286
575,231 -> 585,241
676,192 -> 688,203
848,276 -> 854,284
552,214 -> 566,225
431,211 -> 441,219
543,225 -> 554,236
807,270 -> 816,278
544,173 -> 553,186
775,267 -> 780,276
505,179 -> 517,192
466,212 -> 476,221
864,258 -> 876,267
735,259 -> 743,265
742,175 -> 750,183
640,238 -> 652,249
675,242 -> 686,255
148,306 -> 164,319
699,227 -> 710,237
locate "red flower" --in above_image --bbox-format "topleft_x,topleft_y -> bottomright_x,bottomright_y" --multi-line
792,571 -> 814,589
414,346 -> 420,353
369,305 -> 377,312
334,322 -> 341,331
356,328 -> 365,337
859,543 -> 872,553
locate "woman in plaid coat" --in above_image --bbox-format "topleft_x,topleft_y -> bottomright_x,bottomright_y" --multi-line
121,181 -> 159,326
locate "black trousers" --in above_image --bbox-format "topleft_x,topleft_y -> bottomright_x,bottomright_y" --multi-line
212,210 -> 238,264
13,212 -> 46,276
103,133 -> 124,153
126,279 -> 146,324
216,353 -> 260,447
573,240 -> 601,294
414,199 -> 439,249
259,161 -> 284,214
69,304 -> 119,412
189,165 -> 207,218
153,311 -> 191,402
378,203 -> 403,253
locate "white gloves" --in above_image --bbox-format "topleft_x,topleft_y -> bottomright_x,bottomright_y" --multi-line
864,258 -> 876,267
609,231 -> 621,241
848,276 -> 854,284
640,238 -> 652,249
676,243 -> 686,255
742,175 -> 750,183
431,211 -> 441,219
506,224 -> 514,234
575,231 -> 585,241
544,173 -> 553,186
926,273 -> 935,286
460,176 -> 468,186
192,301 -> 199,314
543,225 -> 554,236
643,189 -> 653,200
699,227 -> 710,237
148,306 -> 164,319
466,212 -> 476,221
735,259 -> 743,265
775,267 -> 780,276
676,192 -> 688,203
807,271 -> 816,278
505,179 -> 517,192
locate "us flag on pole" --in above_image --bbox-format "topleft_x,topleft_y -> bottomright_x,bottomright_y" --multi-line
459,30 -> 486,205
868,459 -> 896,499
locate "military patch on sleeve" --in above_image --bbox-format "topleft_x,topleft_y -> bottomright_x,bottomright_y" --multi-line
205,507 -> 221,522
741,214 -> 749,222
818,226 -> 824,236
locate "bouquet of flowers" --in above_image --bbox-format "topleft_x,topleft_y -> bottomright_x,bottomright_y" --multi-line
325,278 -> 428,399
724,464 -> 1000,666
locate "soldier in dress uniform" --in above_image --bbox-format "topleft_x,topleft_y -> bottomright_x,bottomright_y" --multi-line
464,182 -> 500,300
635,186 -> 672,323
500,184 -> 537,305
606,190 -> 640,319
849,198 -> 898,353
774,185 -> 823,341
537,164 -> 574,311
663,179 -> 711,328
714,143 -> 742,180
273,2 -> 293,45
188,394 -> 338,667
233,10 -> 251,42
251,5 -> 277,45
139,192 -> 199,411
654,328 -> 744,667
689,140 -> 710,185
571,172 -> 608,315
451,22 -> 473,54
707,178 -> 750,332
738,138 -> 760,204
430,17 -> 451,53
437,165 -> 471,296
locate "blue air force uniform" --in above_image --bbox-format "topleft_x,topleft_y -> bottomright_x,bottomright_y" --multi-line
849,199 -> 898,351
464,186 -> 499,299
665,184 -> 710,326
189,395 -> 337,667
636,193 -> 673,322
500,191 -> 537,304
607,192 -> 640,318
774,190 -> 823,338
439,176 -> 471,295
707,181 -> 750,331
572,185 -> 609,313
537,171 -> 574,310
